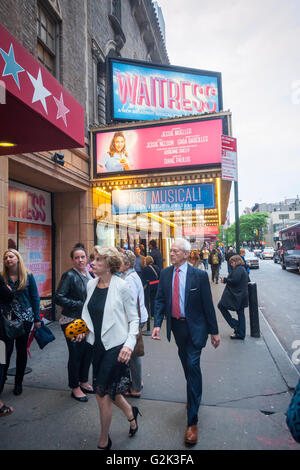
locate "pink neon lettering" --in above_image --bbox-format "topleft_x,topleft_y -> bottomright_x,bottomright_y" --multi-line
167,80 -> 181,110
180,81 -> 192,111
137,76 -> 150,106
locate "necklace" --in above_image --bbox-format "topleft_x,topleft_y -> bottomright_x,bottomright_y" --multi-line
97,277 -> 110,289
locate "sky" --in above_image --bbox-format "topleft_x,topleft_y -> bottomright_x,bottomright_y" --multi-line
156,0 -> 300,222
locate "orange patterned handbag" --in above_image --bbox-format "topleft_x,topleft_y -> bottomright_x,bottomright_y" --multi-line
65,319 -> 89,339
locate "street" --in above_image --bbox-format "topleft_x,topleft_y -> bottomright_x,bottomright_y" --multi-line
242,257 -> 300,373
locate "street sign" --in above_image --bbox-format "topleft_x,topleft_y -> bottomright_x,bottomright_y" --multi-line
221,135 -> 238,181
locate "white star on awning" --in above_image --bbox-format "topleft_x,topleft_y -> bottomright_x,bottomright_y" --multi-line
27,68 -> 52,114
53,92 -> 70,126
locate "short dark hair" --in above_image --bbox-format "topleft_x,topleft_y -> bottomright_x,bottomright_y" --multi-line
149,239 -> 157,248
70,243 -> 87,259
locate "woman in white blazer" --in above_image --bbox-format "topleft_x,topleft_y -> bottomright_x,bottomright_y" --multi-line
80,246 -> 140,450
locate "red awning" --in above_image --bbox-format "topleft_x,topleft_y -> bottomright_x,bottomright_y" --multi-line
0,23 -> 85,156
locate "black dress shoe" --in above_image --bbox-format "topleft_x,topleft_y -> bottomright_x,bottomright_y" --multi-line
97,435 -> 112,450
128,406 -> 142,437
71,392 -> 88,402
13,384 -> 23,396
230,334 -> 245,340
80,386 -> 95,394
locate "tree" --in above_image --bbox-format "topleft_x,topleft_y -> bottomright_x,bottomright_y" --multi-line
224,213 -> 269,247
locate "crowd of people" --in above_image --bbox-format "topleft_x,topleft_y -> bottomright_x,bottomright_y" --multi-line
0,240 -> 299,448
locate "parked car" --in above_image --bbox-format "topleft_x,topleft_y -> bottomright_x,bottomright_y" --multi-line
261,247 -> 275,259
281,249 -> 300,272
245,250 -> 259,269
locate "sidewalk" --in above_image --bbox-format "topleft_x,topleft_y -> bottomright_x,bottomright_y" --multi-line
1,266 -> 299,450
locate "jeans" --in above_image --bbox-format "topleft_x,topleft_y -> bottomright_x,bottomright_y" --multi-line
218,301 -> 246,338
203,259 -> 209,270
129,321 -> 146,392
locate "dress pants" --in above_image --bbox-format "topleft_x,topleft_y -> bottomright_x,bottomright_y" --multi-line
61,324 -> 93,389
217,301 -> 246,338
171,318 -> 202,426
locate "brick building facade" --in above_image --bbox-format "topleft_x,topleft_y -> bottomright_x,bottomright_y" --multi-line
0,0 -> 168,319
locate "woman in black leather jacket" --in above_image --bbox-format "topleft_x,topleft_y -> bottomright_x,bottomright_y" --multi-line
55,243 -> 94,402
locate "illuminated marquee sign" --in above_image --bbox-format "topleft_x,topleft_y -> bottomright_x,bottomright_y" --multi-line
112,183 -> 215,215
107,57 -> 223,122
95,117 -> 224,176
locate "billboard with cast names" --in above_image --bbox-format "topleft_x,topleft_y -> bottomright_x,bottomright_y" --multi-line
95,117 -> 224,176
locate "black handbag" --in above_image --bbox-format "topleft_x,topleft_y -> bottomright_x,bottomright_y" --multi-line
2,311 -> 25,340
34,322 -> 55,349
132,297 -> 144,357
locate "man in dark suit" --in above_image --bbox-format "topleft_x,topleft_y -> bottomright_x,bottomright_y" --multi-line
152,238 -> 220,446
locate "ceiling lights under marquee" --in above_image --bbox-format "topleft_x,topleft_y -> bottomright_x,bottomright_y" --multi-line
92,169 -> 226,227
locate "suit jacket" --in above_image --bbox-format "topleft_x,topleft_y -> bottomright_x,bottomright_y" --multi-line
81,275 -> 139,351
154,264 -> 219,349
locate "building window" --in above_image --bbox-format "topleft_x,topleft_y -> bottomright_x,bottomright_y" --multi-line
279,214 -> 289,220
294,213 -> 300,219
37,3 -> 56,76
112,0 -> 121,24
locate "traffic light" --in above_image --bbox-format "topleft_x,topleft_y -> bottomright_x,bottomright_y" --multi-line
51,152 -> 65,166
253,229 -> 258,236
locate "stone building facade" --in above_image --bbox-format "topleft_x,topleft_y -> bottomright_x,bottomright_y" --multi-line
0,0 -> 168,319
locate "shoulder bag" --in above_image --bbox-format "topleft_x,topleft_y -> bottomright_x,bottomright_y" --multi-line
132,297 -> 144,357
2,308 -> 25,340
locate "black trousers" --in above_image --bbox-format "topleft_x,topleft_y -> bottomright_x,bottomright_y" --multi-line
171,318 -> 203,426
211,264 -> 220,281
61,324 -> 93,389
1,320 -> 33,390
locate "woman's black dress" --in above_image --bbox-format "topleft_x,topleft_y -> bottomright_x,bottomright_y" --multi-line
88,286 -> 130,399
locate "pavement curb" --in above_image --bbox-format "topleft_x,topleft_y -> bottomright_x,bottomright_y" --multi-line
259,308 -> 300,390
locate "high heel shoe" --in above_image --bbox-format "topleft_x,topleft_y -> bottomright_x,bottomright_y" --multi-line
128,406 -> 142,437
97,435 -> 112,450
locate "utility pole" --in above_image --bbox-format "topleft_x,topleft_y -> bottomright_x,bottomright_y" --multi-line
234,181 -> 240,254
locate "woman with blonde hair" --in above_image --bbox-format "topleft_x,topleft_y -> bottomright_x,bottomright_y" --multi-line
100,131 -> 131,172
1,249 -> 41,396
79,246 -> 140,450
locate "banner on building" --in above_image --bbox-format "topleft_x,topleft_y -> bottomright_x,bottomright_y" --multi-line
183,225 -> 219,236
107,57 -> 223,122
95,117 -> 224,176
8,181 -> 51,225
112,183 -> 215,215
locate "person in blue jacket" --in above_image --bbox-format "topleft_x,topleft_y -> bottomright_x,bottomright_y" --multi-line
1,249 -> 41,396
286,379 -> 300,443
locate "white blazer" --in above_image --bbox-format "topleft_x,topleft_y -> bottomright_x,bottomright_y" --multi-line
81,275 -> 139,352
